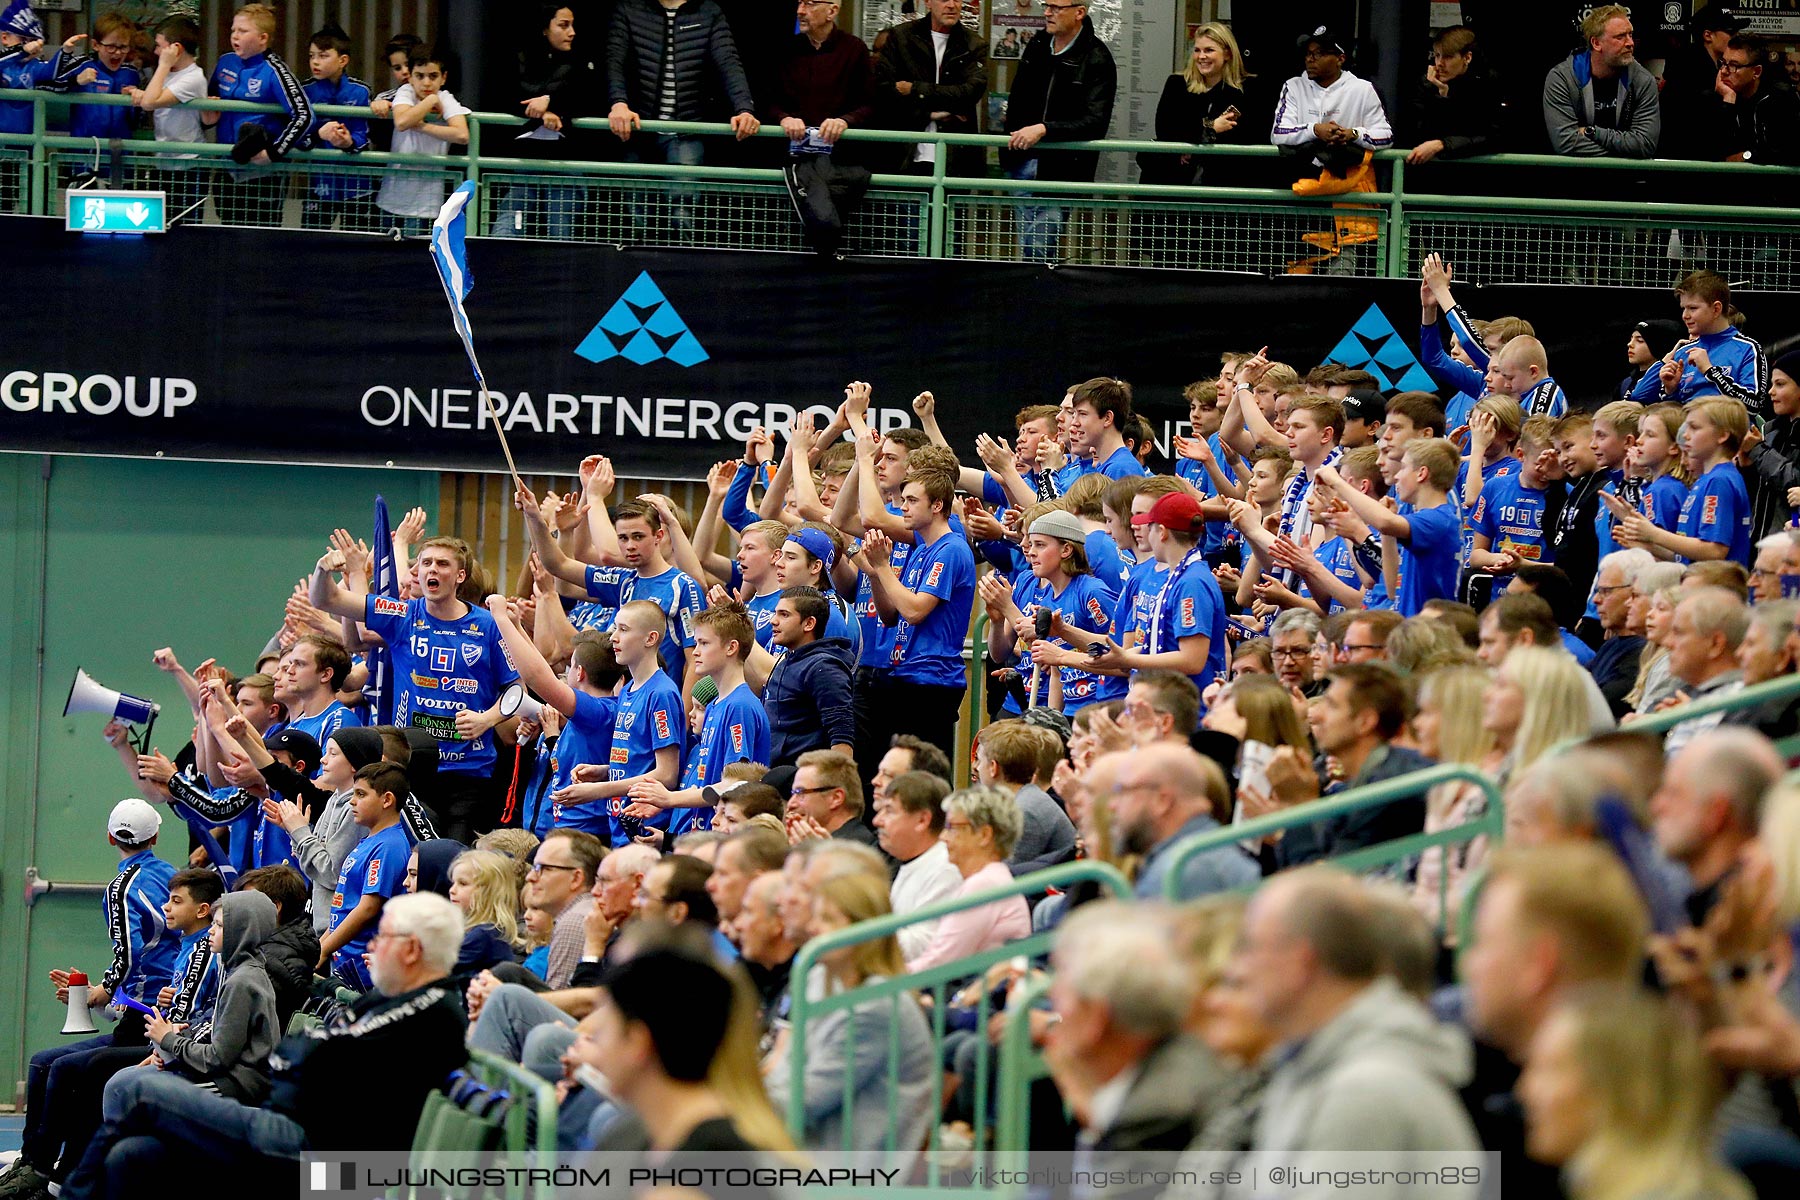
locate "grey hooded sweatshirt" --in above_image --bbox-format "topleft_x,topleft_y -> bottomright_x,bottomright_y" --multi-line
157,890 -> 281,1104
1244,977 -> 1480,1195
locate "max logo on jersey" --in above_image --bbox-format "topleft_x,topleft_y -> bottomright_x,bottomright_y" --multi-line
654,709 -> 672,740
1702,495 -> 1719,525
730,723 -> 744,754
373,597 -> 408,617
925,562 -> 944,589
1180,597 -> 1195,626
366,856 -> 383,888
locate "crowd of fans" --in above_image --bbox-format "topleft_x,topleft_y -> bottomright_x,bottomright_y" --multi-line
3,239 -> 1800,1197
2,2 -> 1797,241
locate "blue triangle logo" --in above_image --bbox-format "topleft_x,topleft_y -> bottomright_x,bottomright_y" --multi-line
574,272 -> 710,367
1324,304 -> 1435,393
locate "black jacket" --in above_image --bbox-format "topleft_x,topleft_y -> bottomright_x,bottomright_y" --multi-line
1710,83 -> 1800,166
1000,18 -> 1116,182
764,636 -> 856,766
259,914 -> 322,1031
513,44 -> 605,159
1403,69 -> 1503,158
872,16 -> 988,174
607,0 -> 755,120
1745,413 -> 1800,540
1137,76 -> 1247,184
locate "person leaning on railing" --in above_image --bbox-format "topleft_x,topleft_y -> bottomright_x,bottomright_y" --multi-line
1401,25 -> 1501,167
870,0 -> 987,178
1137,21 -> 1251,187
1541,4 -> 1660,160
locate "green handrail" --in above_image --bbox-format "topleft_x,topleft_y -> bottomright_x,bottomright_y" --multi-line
784,858 -> 1130,1153
1616,671 -> 1800,737
1160,762 -> 1504,902
994,972 -> 1052,1166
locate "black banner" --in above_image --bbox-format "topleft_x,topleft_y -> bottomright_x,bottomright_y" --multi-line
6,216 -> 1798,479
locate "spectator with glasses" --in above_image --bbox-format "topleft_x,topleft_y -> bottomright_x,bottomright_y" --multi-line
1708,34 -> 1800,166
529,829 -> 605,989
44,14 -> 141,146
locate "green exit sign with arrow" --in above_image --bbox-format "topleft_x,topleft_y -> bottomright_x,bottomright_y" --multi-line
65,190 -> 167,235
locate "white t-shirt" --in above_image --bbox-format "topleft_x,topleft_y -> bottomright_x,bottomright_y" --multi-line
913,29 -> 953,165
377,84 -> 470,218
152,62 -> 208,163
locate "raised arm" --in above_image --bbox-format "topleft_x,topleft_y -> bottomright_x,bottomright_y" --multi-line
692,460 -> 740,584
485,595 -> 578,717
517,480 -> 592,587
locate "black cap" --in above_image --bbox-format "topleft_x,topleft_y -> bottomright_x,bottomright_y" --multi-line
264,727 -> 322,772
1342,388 -> 1387,424
761,764 -> 798,800
1774,350 -> 1800,386
1299,25 -> 1347,57
1694,6 -> 1745,33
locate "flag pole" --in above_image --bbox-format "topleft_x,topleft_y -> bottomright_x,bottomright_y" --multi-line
429,180 -> 525,494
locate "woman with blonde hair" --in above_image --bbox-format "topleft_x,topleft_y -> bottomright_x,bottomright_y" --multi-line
1409,666 -> 1501,934
447,849 -> 525,971
1484,647 -> 1593,783
1141,22 -> 1252,187
1628,576 -> 1686,713
1520,984 -> 1749,1200
1385,616 -> 1476,674
1202,674 -> 1311,828
764,872 -> 933,1158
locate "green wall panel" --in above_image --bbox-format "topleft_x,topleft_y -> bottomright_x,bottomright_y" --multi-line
0,455 -> 437,1095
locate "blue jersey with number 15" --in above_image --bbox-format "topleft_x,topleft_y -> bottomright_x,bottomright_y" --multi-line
364,597 -> 519,775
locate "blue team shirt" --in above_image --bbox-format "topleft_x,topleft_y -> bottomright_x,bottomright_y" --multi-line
103,849 -> 178,1003
891,527 -> 976,689
747,589 -> 782,649
1459,456 -> 1520,562
1640,474 -> 1689,528
166,928 -> 219,1025
550,690 -> 620,837
583,564 -> 706,683
1087,445 -> 1148,481
1084,530 -> 1132,590
0,49 -> 57,135
1144,549 -> 1228,695
1003,572 -> 1118,713
1178,436 -> 1241,559
1678,463 -> 1753,565
286,700 -> 362,753
1471,474 -> 1550,592
1630,327 -> 1768,408
675,683 -> 771,838
1395,501 -> 1462,616
607,671 -> 685,847
328,821 -> 411,982
855,504 -> 912,670
364,596 -> 519,775
55,54 -> 139,140
1097,558 -> 1163,702
210,51 -> 312,158
1311,536 -> 1366,614
301,72 -> 374,201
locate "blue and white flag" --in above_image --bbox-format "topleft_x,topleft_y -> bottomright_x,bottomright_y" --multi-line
429,180 -> 523,480
368,494 -> 397,725
0,0 -> 44,42
429,180 -> 483,385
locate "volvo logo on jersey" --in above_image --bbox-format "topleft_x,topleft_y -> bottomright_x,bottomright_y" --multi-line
573,272 -> 709,367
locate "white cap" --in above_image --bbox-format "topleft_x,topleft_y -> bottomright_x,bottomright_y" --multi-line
107,797 -> 162,846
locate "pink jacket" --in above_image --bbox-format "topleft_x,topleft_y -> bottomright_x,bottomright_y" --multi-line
904,860 -> 1031,973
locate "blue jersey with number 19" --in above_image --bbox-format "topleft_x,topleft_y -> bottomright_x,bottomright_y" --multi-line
363,597 -> 519,775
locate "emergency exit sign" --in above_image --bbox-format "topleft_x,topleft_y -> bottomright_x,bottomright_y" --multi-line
66,190 -> 167,235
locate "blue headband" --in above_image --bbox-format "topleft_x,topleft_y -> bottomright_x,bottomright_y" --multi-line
786,528 -> 836,572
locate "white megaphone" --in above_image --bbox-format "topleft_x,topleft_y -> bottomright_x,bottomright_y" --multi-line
62,971 -> 98,1035
499,683 -> 544,723
65,668 -> 160,752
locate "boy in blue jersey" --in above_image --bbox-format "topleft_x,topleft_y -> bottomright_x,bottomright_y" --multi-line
1491,336 -> 1568,419
1458,396 -> 1524,514
550,601 -> 685,847
1066,377 -> 1148,482
1172,381 -> 1243,565
916,393 -> 1051,511
1612,396 -> 1754,567
1324,437 -> 1462,617
1582,400 -> 1646,628
11,801 -> 177,1194
486,599 -> 622,840
853,462 -> 976,760
742,526 -> 859,693
736,520 -> 790,649
1470,415 -> 1558,593
1086,492 -> 1227,696
321,763 -> 412,990
274,634 -> 361,755
300,24 -> 378,231
207,4 -> 313,226
1632,271 -> 1768,413
525,488 -> 706,704
760,586 -> 858,766
157,868 -> 222,1026
980,508 -> 1118,714
625,601 -> 771,837
312,534 -> 518,842
1,18 -> 57,188
41,16 -> 141,152
1270,446 -> 1388,615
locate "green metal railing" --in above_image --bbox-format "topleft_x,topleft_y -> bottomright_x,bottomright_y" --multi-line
1160,762 -> 1504,931
784,858 -> 1130,1178
11,89 -> 1800,283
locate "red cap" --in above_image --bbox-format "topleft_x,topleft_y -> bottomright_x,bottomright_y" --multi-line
1130,492 -> 1204,532
67,972 -> 88,986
